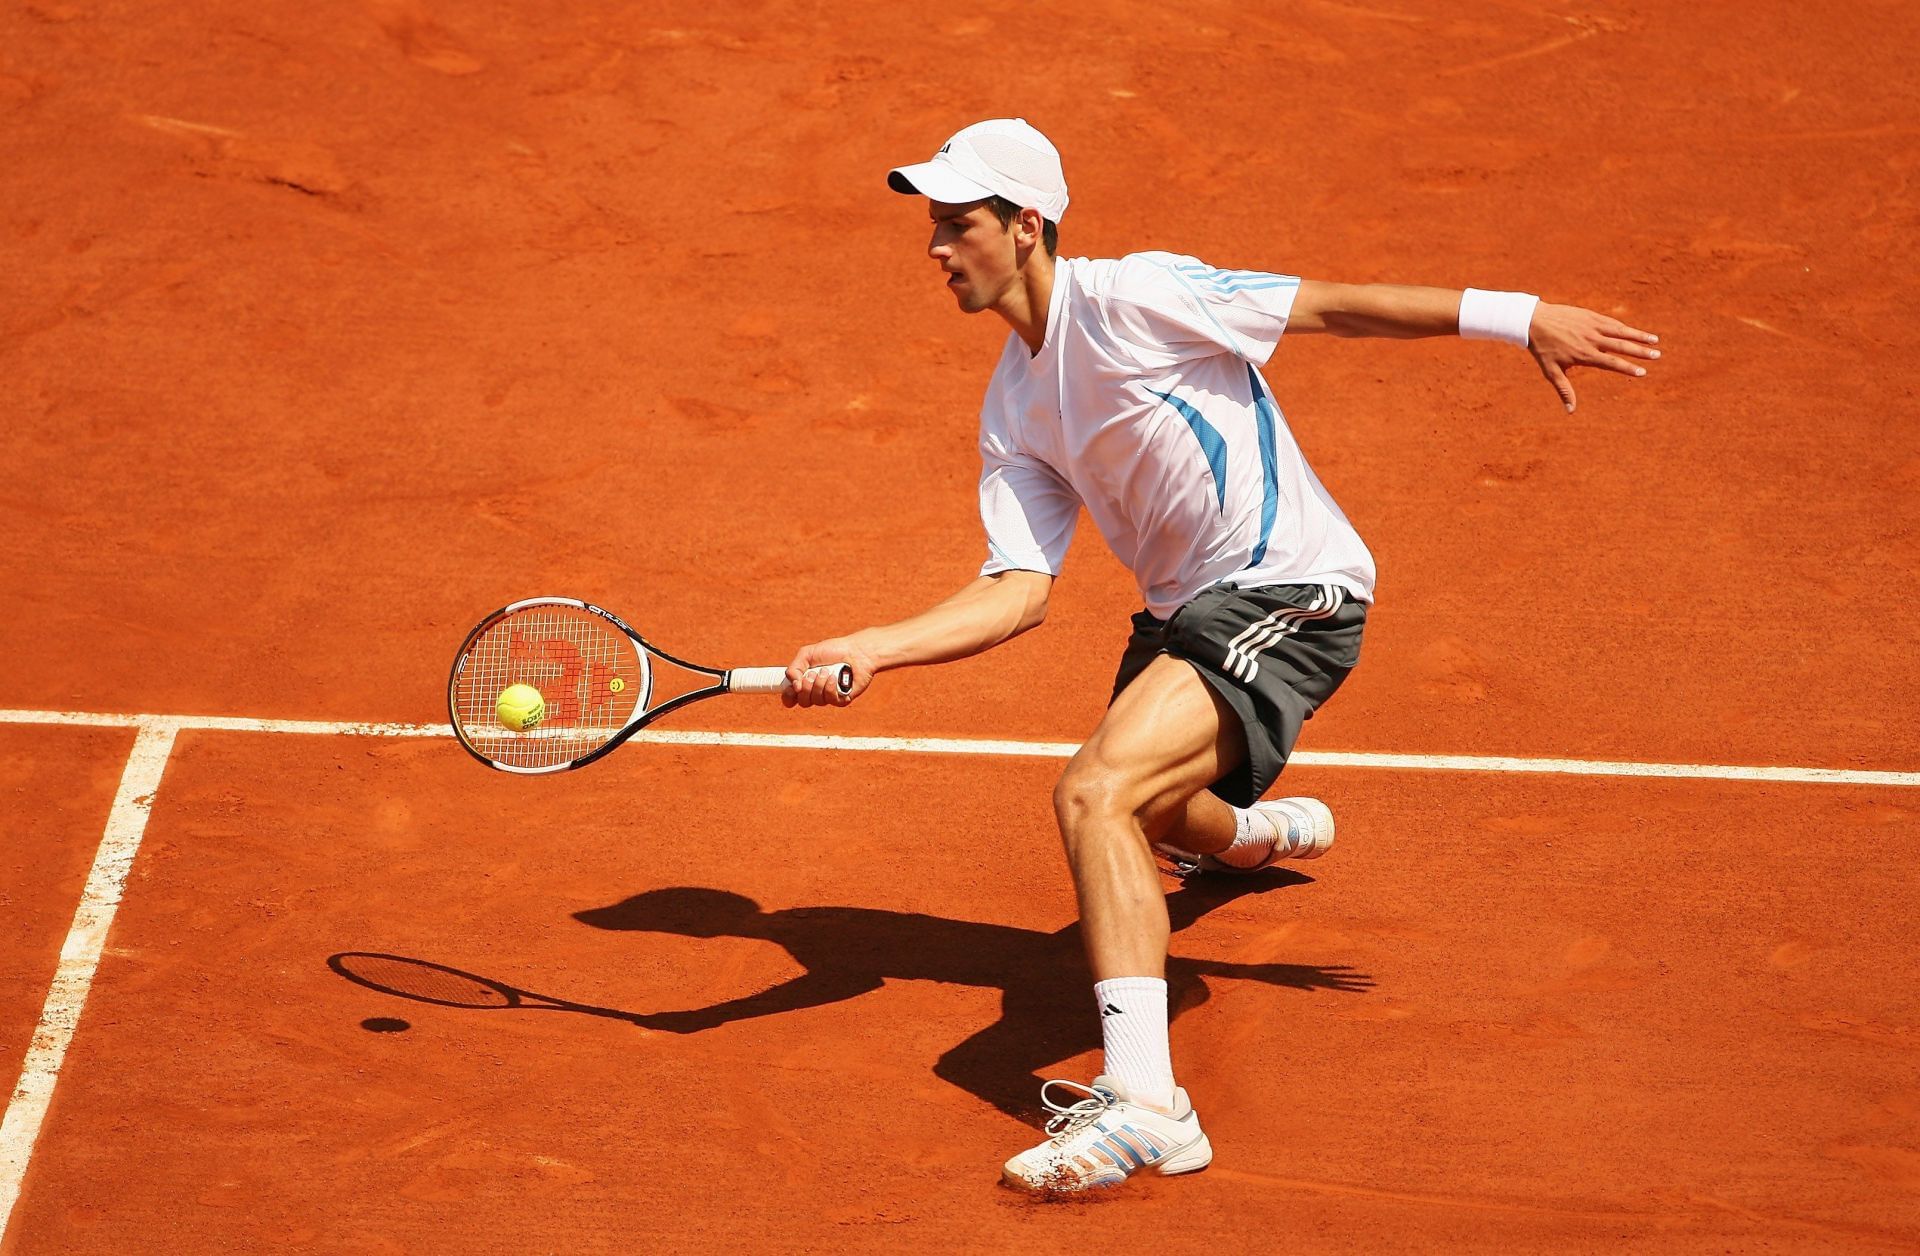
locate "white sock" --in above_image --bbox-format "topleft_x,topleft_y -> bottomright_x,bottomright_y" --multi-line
1215,804 -> 1294,868
1094,977 -> 1175,1112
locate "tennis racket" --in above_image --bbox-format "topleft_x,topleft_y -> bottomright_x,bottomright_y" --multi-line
447,596 -> 850,773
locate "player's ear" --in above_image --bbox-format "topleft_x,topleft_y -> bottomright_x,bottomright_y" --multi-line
1011,206 -> 1043,256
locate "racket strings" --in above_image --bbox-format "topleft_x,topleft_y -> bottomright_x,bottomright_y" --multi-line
453,606 -> 645,769
333,955 -> 518,1009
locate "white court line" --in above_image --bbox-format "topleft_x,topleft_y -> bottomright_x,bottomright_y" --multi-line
0,708 -> 1916,786
0,721 -> 177,1239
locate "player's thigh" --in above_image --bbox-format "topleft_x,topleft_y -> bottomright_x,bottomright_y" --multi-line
1056,654 -> 1245,829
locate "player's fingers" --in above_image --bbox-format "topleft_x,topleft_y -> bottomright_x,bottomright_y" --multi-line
815,665 -> 844,707
1585,350 -> 1648,377
1605,320 -> 1659,345
1603,337 -> 1661,361
1541,359 -> 1576,412
782,658 -> 812,707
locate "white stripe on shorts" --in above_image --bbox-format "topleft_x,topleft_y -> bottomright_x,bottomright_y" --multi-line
1221,584 -> 1342,683
1225,594 -> 1333,682
1222,586 -> 1329,681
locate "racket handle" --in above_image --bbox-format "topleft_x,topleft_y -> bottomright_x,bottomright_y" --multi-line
728,664 -> 854,696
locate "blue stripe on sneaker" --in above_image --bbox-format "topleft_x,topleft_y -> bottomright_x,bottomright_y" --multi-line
1102,1134 -> 1146,1170
1122,1126 -> 1162,1162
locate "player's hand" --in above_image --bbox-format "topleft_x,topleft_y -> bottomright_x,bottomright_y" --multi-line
634,1011 -> 703,1034
1527,303 -> 1660,412
782,636 -> 876,708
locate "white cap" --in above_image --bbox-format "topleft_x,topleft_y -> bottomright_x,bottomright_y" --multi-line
887,118 -> 1069,222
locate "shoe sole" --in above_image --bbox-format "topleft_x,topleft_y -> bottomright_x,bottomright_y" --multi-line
1155,1131 -> 1213,1175
1001,1132 -> 1214,1192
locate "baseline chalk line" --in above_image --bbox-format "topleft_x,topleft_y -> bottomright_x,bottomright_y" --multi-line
0,708 -> 1915,787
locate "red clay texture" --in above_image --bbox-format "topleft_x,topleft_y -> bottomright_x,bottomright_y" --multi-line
2,0 -> 1917,1251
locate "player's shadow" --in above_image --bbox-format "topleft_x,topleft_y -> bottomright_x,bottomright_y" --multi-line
574,875 -> 1372,1121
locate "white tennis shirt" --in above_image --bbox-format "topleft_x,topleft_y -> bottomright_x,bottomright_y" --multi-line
977,252 -> 1376,617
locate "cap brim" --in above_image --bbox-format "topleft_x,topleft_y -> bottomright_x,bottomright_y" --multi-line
887,161 -> 996,205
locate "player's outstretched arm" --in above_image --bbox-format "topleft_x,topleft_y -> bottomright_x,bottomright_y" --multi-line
638,971 -> 885,1032
1289,280 -> 1659,412
782,570 -> 1053,708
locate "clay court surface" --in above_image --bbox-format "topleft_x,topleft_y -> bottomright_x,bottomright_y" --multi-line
4,0 -> 1918,1251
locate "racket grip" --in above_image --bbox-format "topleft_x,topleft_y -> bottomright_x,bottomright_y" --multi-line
728,664 -> 854,696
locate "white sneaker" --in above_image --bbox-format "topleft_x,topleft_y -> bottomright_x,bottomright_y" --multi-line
1001,1075 -> 1213,1192
1154,797 -> 1335,875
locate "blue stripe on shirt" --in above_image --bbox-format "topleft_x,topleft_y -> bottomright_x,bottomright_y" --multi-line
1148,388 -> 1229,512
1173,263 -> 1297,295
1246,365 -> 1281,566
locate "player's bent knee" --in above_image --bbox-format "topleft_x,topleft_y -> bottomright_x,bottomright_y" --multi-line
1052,758 -> 1145,840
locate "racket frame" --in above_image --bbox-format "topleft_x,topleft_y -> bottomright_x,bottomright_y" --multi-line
329,951 -> 531,1009
450,595 -> 755,774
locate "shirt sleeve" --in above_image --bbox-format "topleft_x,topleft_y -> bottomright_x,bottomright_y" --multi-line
1100,251 -> 1301,368
978,445 -> 1079,578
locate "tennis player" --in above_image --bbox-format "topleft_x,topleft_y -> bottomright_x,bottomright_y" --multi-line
784,118 -> 1658,1191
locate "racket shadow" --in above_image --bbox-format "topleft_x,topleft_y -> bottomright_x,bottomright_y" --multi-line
327,951 -> 647,1026
572,874 -> 1373,1122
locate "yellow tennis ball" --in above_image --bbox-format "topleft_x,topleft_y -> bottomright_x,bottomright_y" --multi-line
496,683 -> 545,731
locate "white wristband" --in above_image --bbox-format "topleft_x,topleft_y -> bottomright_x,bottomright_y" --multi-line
1458,288 -> 1539,347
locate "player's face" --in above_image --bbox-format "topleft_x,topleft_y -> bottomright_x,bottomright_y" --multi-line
927,199 -> 1019,314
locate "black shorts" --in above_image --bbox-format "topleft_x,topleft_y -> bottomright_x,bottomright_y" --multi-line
1109,582 -> 1367,807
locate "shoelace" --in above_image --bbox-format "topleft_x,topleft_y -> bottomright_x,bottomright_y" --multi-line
1039,1079 -> 1118,1140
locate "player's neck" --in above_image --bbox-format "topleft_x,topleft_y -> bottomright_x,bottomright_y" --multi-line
994,251 -> 1055,356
